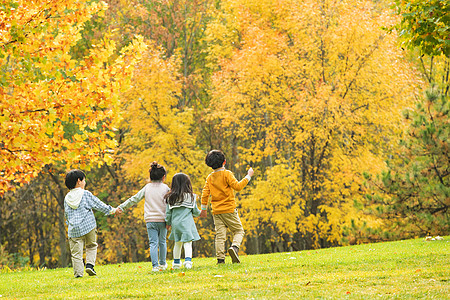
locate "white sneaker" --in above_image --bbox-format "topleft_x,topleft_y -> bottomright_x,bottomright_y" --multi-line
183,261 -> 193,269
159,263 -> 168,271
172,262 -> 181,269
152,267 -> 160,272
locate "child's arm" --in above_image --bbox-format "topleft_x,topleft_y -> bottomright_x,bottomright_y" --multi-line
118,187 -> 146,212
85,191 -> 116,215
226,167 -> 253,191
192,195 -> 201,218
165,204 -> 172,229
200,179 -> 210,217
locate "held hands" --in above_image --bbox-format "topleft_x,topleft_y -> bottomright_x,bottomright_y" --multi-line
247,167 -> 254,177
114,207 -> 123,216
199,210 -> 207,218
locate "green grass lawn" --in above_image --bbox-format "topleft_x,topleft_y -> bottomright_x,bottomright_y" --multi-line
0,237 -> 448,299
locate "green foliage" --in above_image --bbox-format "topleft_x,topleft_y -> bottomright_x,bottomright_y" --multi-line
370,87 -> 449,237
0,244 -> 14,269
393,0 -> 450,56
0,238 -> 448,298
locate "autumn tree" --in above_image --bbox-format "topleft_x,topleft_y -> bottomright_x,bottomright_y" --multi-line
204,0 -> 420,251
118,45 -> 206,183
81,0 -> 213,110
0,0 -> 147,268
71,0 -> 218,258
0,0 -> 146,194
109,43 -> 212,259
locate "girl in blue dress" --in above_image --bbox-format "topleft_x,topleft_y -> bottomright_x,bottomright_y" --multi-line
165,173 -> 201,269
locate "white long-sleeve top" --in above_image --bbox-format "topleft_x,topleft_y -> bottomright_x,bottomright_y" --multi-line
118,182 -> 170,223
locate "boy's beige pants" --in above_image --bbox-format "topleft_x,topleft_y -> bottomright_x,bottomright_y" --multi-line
68,228 -> 97,277
213,210 -> 245,260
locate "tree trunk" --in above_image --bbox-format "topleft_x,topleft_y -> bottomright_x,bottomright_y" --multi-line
58,206 -> 70,267
46,167 -> 70,267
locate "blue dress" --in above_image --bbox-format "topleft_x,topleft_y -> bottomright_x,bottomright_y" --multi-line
165,194 -> 201,242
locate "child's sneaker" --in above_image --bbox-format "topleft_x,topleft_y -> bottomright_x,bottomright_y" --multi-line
159,263 -> 168,271
172,262 -> 181,269
183,261 -> 193,269
228,245 -> 240,263
85,263 -> 97,276
152,266 -> 160,272
217,258 -> 225,264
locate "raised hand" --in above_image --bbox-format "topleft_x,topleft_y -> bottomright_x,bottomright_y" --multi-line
247,167 -> 254,177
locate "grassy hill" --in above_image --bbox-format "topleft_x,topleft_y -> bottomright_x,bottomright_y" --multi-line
0,237 -> 448,299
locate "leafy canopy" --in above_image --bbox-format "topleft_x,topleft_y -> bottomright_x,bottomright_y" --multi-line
0,0 -> 146,194
394,0 -> 450,56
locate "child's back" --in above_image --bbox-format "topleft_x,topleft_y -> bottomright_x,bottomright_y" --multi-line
142,182 -> 170,222
202,168 -> 250,215
200,150 -> 253,264
117,162 -> 169,272
64,169 -> 117,277
165,173 -> 201,269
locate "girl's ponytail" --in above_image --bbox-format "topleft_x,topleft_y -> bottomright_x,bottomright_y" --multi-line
149,161 -> 166,181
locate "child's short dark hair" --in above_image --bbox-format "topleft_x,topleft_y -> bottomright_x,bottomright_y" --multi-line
65,169 -> 85,189
205,150 -> 226,169
149,161 -> 166,181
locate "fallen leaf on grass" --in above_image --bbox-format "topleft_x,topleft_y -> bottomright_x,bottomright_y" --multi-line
305,281 -> 311,286
346,291 -> 351,295
178,272 -> 185,277
415,269 -> 421,273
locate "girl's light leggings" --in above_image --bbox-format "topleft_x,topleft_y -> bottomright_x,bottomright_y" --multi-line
173,241 -> 192,259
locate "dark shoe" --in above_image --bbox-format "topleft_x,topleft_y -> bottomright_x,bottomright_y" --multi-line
85,263 -> 97,276
75,275 -> 83,278
228,246 -> 240,263
217,258 -> 225,264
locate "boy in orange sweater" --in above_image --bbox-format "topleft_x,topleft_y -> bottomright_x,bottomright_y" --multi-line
200,150 -> 254,264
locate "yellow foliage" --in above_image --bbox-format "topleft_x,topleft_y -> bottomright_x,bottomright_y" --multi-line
207,0 -> 421,249
0,0 -> 146,194
118,43 -> 207,189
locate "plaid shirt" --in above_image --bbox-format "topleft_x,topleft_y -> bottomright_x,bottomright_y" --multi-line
64,190 -> 113,238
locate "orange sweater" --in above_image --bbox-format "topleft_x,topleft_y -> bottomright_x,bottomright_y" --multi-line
201,168 -> 250,215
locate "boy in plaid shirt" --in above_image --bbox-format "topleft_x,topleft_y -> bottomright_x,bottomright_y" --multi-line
64,169 -> 118,278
